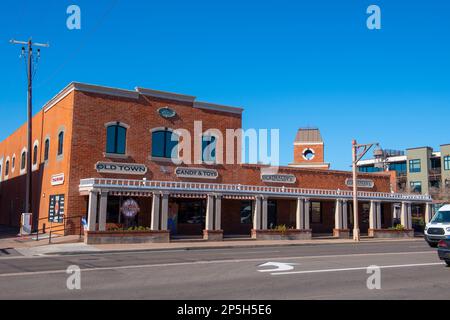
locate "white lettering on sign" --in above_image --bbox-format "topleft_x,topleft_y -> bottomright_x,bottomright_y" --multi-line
95,162 -> 147,175
51,173 -> 65,186
261,174 -> 296,184
175,167 -> 219,179
345,178 -> 375,189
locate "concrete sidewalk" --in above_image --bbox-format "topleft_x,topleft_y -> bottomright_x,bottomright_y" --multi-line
0,234 -> 426,257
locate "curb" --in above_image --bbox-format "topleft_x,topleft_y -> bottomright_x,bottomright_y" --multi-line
42,237 -> 426,256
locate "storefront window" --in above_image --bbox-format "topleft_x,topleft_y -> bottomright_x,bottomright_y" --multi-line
310,202 -> 322,224
177,199 -> 205,225
240,201 -> 252,224
152,130 -> 179,159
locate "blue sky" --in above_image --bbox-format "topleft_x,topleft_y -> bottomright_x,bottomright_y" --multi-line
1,0 -> 449,170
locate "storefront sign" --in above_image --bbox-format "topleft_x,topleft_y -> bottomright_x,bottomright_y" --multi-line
51,173 -> 65,186
261,174 -> 297,184
95,162 -> 147,175
345,178 -> 375,189
121,199 -> 140,218
175,167 -> 219,179
48,194 -> 65,223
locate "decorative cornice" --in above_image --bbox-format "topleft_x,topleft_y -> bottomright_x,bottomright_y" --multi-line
135,87 -> 196,103
194,101 -> 243,115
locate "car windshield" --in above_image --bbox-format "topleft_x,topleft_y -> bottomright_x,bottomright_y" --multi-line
431,211 -> 450,223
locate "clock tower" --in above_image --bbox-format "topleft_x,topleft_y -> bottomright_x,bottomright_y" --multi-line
289,128 -> 330,170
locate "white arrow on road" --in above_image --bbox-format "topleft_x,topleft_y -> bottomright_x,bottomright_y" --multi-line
257,262 -> 298,273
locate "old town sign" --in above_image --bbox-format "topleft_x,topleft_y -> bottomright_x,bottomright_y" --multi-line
175,167 -> 219,179
345,178 -> 375,189
261,174 -> 296,184
96,162 -> 148,175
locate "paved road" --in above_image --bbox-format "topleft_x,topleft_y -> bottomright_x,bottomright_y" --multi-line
0,240 -> 448,299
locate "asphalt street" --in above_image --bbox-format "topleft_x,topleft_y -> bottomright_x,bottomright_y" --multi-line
0,240 -> 448,299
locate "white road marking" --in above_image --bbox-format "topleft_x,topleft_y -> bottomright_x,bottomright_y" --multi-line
258,262 -> 298,272
0,251 -> 437,278
271,262 -> 445,276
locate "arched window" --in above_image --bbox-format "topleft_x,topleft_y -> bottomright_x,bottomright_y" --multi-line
33,144 -> 38,165
21,151 -> 26,170
5,160 -> 9,176
44,139 -> 50,161
106,123 -> 127,154
152,130 -> 179,159
12,156 -> 15,171
202,135 -> 217,162
58,131 -> 64,156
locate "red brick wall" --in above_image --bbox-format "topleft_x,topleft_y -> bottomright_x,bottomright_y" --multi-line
0,85 -> 394,233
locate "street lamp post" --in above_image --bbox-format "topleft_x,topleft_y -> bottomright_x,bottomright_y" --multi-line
352,140 -> 380,242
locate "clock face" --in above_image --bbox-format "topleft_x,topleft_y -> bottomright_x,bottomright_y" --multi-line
158,107 -> 177,119
302,148 -> 316,161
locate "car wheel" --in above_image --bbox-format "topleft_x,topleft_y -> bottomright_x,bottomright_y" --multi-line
427,242 -> 438,248
446,260 -> 450,267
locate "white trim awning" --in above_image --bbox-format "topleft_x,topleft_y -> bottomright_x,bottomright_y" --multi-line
79,178 -> 433,203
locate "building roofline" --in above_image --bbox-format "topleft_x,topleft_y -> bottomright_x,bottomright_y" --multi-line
42,82 -> 243,115
406,146 -> 432,151
135,87 -> 196,103
194,101 -> 243,115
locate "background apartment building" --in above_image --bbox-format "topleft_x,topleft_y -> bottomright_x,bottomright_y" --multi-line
358,145 -> 450,204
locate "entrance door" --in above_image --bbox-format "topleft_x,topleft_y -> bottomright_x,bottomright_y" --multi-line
268,200 -> 277,229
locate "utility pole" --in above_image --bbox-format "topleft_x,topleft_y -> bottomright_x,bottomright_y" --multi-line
352,140 -> 380,242
10,38 -> 49,230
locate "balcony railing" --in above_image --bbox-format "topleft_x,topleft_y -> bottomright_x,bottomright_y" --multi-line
79,178 -> 432,203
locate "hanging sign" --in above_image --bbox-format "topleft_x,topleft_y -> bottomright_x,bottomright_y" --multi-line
261,174 -> 297,184
121,199 -> 140,218
345,178 -> 375,189
175,167 -> 219,179
95,162 -> 147,175
51,173 -> 65,186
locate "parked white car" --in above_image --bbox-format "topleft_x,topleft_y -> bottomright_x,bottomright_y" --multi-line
424,204 -> 450,247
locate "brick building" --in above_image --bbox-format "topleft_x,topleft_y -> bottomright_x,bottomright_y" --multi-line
0,82 -> 432,243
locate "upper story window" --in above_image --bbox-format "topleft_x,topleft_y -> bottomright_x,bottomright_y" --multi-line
152,129 -> 179,159
21,150 -> 26,170
106,123 -> 127,155
33,144 -> 38,165
5,160 -> 9,176
409,159 -> 421,173
410,181 -> 422,193
202,135 -> 217,163
57,131 -> 64,156
11,155 -> 15,171
44,139 -> 50,162
444,156 -> 450,171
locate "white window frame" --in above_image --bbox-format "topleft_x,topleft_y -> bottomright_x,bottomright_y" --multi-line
32,140 -> 39,171
4,156 -> 10,180
11,154 -> 16,174
20,147 -> 27,175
